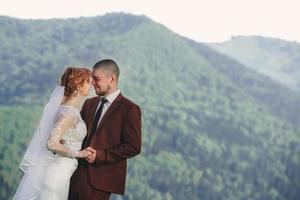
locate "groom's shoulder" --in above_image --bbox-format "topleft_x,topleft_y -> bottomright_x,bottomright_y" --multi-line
120,94 -> 140,110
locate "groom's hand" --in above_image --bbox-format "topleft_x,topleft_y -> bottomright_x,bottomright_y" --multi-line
86,147 -> 97,163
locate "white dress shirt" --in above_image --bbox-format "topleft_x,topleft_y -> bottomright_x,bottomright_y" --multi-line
95,89 -> 120,128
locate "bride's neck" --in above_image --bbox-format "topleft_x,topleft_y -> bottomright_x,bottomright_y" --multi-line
62,95 -> 82,109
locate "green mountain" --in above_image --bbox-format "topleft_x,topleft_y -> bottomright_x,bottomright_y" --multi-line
185,38 -> 300,127
1,13 -> 300,200
209,36 -> 300,90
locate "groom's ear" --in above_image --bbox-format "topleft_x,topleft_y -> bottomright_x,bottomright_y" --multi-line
111,74 -> 116,83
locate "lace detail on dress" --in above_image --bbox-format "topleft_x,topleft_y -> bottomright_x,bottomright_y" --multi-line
47,105 -> 87,158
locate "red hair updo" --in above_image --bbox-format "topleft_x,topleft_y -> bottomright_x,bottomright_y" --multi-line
60,67 -> 91,97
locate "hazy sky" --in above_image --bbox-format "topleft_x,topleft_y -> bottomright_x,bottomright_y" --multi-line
0,0 -> 299,43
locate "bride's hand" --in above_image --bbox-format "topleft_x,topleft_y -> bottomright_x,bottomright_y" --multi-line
77,149 -> 88,158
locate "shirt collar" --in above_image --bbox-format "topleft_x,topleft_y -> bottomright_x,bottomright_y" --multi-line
103,89 -> 120,104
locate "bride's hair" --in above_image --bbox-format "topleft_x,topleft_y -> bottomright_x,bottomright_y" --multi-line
60,67 -> 91,97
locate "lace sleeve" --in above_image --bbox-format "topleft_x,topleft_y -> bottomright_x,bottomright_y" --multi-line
47,107 -> 80,158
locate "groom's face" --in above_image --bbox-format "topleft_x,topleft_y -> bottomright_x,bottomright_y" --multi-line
92,68 -> 112,96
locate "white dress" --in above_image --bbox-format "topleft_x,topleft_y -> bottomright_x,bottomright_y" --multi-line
40,105 -> 87,200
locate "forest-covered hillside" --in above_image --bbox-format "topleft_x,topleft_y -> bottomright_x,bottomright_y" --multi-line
0,13 -> 300,200
209,36 -> 300,90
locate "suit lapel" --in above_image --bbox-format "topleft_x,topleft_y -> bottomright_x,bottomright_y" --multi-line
95,93 -> 123,133
86,97 -> 100,138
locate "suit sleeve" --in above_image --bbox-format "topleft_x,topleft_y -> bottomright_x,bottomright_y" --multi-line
95,105 -> 142,163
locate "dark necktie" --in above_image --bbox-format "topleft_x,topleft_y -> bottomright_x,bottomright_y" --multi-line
84,97 -> 108,147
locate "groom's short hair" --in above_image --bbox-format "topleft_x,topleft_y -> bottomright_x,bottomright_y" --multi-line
93,59 -> 120,79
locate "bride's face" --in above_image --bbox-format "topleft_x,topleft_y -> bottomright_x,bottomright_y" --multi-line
79,77 -> 92,96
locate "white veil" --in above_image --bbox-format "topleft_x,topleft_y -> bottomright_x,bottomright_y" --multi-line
13,86 -> 65,200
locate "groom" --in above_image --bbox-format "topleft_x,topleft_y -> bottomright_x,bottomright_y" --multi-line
69,59 -> 142,200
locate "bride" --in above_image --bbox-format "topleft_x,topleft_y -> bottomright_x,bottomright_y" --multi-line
13,67 -> 91,200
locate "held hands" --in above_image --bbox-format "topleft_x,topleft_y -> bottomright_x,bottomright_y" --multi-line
85,147 -> 97,164
75,147 -> 96,163
77,149 -> 89,158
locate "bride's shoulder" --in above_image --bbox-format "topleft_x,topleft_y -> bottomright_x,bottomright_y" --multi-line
57,105 -> 79,118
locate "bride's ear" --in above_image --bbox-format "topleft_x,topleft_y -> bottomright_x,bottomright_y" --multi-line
78,85 -> 86,94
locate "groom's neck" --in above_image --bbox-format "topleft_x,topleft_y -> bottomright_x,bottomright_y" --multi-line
103,87 -> 118,97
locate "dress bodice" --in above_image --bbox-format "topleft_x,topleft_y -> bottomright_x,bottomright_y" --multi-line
60,105 -> 87,153
47,105 -> 87,158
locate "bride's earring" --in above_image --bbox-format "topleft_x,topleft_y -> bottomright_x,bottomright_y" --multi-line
74,90 -> 79,95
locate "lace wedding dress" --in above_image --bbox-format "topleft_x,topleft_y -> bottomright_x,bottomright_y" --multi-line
13,104 -> 87,200
40,105 -> 87,199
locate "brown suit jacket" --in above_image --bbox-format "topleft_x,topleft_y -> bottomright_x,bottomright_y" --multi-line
72,93 -> 142,194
